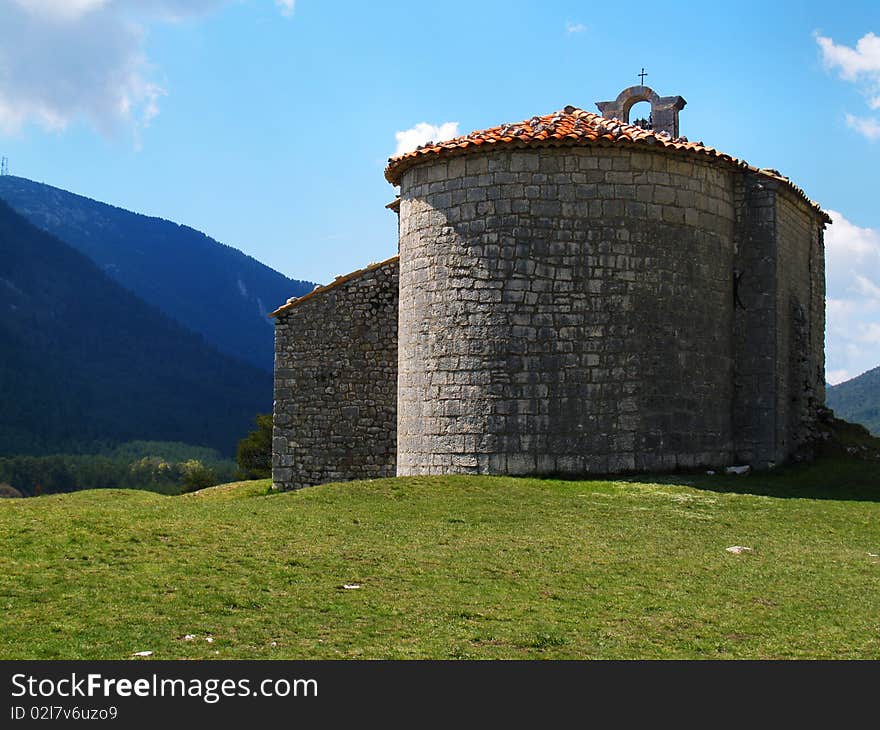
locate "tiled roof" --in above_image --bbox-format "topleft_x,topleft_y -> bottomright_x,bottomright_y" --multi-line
384,106 -> 829,222
269,255 -> 399,317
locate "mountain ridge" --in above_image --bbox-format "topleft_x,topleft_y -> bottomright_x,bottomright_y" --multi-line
0,198 -> 272,456
0,176 -> 314,371
827,366 -> 880,436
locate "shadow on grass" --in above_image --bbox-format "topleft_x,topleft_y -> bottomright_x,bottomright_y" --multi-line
650,457 -> 880,502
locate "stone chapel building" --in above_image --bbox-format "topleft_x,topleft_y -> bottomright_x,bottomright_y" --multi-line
270,85 -> 829,491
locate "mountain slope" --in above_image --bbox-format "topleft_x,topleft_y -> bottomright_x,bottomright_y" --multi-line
0,176 -> 313,371
827,366 -> 880,436
0,199 -> 272,456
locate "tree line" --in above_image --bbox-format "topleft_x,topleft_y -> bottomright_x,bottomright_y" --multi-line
0,416 -> 274,499
0,443 -> 238,497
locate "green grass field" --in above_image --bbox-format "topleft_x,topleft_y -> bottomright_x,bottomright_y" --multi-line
1,459 -> 878,659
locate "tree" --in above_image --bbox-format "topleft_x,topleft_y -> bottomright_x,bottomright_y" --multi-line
236,414 -> 273,479
180,460 -> 216,493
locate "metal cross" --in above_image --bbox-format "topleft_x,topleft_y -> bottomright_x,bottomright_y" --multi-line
638,68 -> 648,85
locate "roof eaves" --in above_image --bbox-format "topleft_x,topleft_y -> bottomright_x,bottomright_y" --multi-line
269,254 -> 400,318
383,107 -> 829,223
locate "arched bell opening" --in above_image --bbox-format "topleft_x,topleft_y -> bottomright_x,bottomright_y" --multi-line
596,84 -> 686,138
627,100 -> 653,130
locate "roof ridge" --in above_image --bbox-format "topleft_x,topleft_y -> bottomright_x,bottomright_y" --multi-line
391,106 -> 692,165
269,255 -> 400,318
384,107 -> 828,222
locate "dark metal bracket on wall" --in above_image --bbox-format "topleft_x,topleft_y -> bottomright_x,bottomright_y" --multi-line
733,269 -> 746,310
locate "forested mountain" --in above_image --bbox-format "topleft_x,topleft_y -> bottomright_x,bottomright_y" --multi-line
0,199 -> 272,456
827,367 -> 880,436
0,176 -> 313,371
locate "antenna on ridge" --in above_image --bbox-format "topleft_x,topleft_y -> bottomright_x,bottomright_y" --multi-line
0,157 -> 8,176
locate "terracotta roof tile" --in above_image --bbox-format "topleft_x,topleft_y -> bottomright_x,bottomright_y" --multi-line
385,106 -> 828,222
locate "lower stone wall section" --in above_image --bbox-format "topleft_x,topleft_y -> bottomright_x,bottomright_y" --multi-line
396,146 -> 737,476
272,258 -> 399,490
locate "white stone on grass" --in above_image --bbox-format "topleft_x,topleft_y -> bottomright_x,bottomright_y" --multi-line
725,546 -> 753,554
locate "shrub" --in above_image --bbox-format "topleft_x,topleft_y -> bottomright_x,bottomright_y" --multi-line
180,460 -> 216,493
0,483 -> 23,499
236,414 -> 272,479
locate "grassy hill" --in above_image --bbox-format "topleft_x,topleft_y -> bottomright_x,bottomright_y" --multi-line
1,462 -> 878,659
827,366 -> 880,436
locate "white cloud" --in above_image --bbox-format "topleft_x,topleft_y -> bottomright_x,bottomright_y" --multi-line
827,368 -> 853,385
565,21 -> 586,34
0,1 -> 295,140
275,0 -> 294,16
11,0 -> 111,21
816,31 -> 880,80
394,122 -> 459,156
845,113 -> 880,141
860,322 -> 880,345
817,32 -> 880,142
825,210 -> 880,384
854,274 -> 880,300
825,209 -> 880,276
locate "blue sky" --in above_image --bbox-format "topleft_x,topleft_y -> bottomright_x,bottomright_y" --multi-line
0,0 -> 879,383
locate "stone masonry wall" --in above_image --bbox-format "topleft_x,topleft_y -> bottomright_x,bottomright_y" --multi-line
775,189 -> 826,459
396,145 -> 737,476
732,172 -> 778,466
732,174 -> 826,467
272,258 -> 399,490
